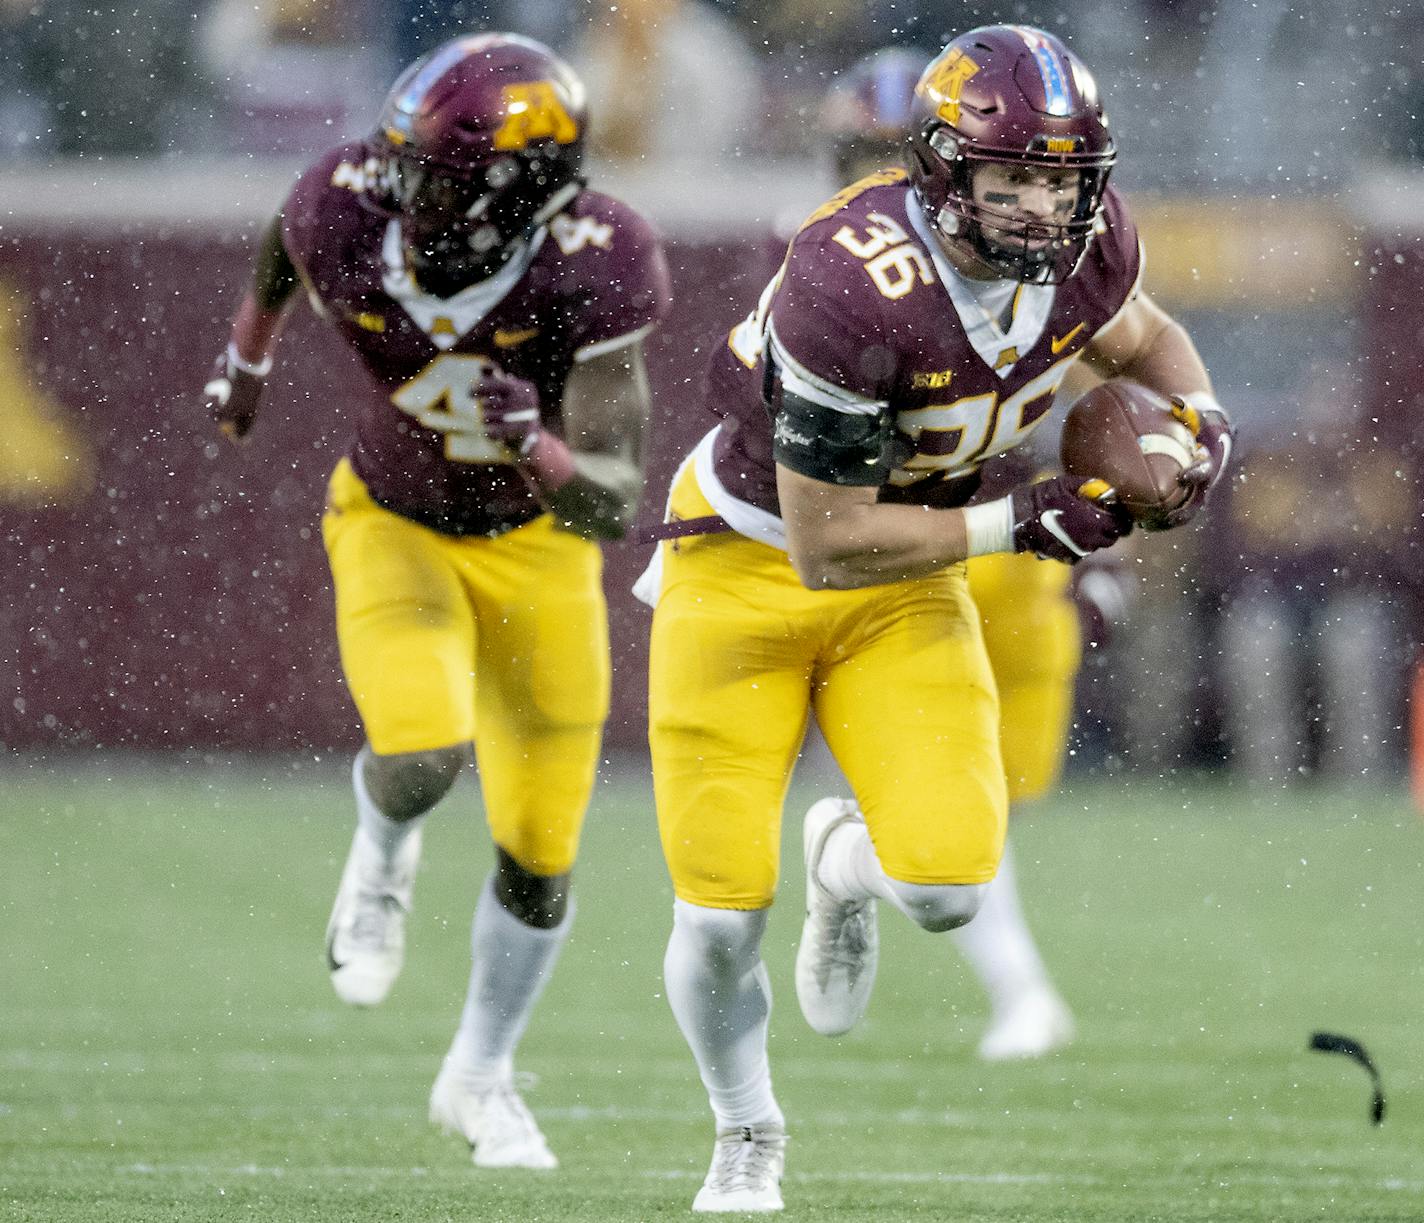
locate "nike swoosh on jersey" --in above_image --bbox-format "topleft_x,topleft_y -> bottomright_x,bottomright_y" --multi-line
1041,508 -> 1089,557
494,327 -> 540,348
1050,323 -> 1085,354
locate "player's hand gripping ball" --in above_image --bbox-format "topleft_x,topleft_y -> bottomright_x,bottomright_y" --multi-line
1010,476 -> 1133,564
1060,380 -> 1217,530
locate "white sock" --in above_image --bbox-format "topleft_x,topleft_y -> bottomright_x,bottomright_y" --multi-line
664,900 -> 783,1132
815,804 -> 986,930
814,812 -> 900,905
446,874 -> 573,1082
949,839 -> 1054,1010
353,747 -> 422,869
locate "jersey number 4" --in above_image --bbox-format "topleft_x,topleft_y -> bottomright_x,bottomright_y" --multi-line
390,353 -> 511,463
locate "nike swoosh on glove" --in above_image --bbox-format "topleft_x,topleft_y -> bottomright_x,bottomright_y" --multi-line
1149,396 -> 1235,530
203,347 -> 268,440
1011,476 -> 1133,564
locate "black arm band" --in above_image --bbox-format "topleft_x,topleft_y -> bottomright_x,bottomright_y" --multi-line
253,215 -> 300,311
771,389 -> 897,486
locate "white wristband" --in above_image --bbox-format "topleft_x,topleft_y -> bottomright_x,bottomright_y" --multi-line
962,496 -> 1015,558
227,342 -> 273,377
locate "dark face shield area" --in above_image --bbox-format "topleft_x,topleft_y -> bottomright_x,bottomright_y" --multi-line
393,154 -> 535,288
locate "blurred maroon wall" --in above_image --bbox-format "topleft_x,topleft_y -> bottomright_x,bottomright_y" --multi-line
0,227 -> 774,752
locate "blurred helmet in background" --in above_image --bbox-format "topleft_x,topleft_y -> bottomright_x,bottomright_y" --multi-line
366,33 -> 588,283
907,24 -> 1116,284
821,47 -> 928,184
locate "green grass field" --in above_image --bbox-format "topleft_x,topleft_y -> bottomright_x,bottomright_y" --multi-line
4,760 -> 1424,1221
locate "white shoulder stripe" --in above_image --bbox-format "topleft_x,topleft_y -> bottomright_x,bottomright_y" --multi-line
767,320 -> 885,417
574,321 -> 657,362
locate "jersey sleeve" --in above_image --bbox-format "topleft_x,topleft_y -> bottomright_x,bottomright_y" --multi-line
278,144 -> 363,299
765,230 -> 896,414
567,197 -> 674,361
1089,185 -> 1144,330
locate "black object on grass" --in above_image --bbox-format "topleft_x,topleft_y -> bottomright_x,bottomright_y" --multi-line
1308,1031 -> 1385,1125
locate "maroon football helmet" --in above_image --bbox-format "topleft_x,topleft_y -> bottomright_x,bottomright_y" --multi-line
821,47 -> 929,183
907,25 -> 1115,284
366,33 -> 588,287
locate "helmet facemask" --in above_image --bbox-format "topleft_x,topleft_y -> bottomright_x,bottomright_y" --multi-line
911,123 -> 1114,286
370,141 -> 582,290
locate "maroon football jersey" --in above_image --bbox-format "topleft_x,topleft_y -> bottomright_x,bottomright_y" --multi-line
282,142 -> 672,535
704,168 -> 1140,517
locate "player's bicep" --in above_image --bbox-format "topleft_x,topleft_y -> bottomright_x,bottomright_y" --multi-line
560,339 -> 652,460
771,390 -> 898,486
777,463 -> 879,540
253,214 -> 300,311
1080,290 -> 1170,377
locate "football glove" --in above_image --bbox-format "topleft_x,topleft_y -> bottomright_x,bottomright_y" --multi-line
476,370 -> 544,456
203,345 -> 270,440
474,370 -> 576,492
1151,394 -> 1234,530
1011,476 -> 1133,565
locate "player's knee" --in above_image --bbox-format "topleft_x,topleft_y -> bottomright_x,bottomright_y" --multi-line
363,744 -> 468,821
669,899 -> 767,972
886,880 -> 987,933
494,848 -> 570,929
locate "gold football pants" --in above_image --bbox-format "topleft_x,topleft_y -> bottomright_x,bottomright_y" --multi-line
322,459 -> 609,874
649,468 -> 1007,910
965,551 -> 1079,804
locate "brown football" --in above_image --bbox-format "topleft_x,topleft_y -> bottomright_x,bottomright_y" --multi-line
1060,380 -> 1199,525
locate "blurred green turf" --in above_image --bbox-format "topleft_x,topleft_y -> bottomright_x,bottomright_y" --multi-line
3,759 -> 1423,1221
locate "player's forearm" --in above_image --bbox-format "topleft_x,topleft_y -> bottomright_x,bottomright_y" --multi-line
527,445 -> 641,541
229,292 -> 290,368
784,497 -> 974,589
230,216 -> 300,365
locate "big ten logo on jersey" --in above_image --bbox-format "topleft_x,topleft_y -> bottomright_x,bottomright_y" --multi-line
549,213 -> 612,257
890,356 -> 1077,487
832,213 -> 935,301
494,82 -> 579,150
390,353 -> 514,463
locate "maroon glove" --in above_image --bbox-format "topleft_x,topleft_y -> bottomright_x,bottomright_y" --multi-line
476,370 -> 544,454
475,370 -> 575,491
1151,396 -> 1234,530
1011,477 -> 1133,564
202,346 -> 268,440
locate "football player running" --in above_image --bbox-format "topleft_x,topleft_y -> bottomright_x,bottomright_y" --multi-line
202,35 -> 671,1169
641,25 -> 1230,1212
820,44 -> 1117,1062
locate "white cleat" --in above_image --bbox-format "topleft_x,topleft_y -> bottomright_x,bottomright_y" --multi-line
324,825 -> 421,1007
795,798 -> 878,1037
692,1124 -> 787,1213
429,1062 -> 558,1170
978,987 -> 1076,1062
